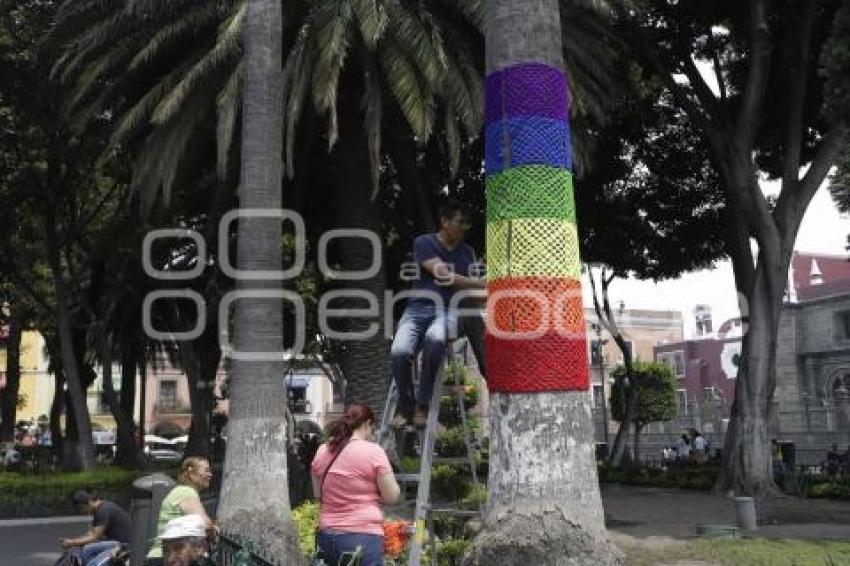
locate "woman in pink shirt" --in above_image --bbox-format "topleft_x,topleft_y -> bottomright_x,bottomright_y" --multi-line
311,404 -> 400,566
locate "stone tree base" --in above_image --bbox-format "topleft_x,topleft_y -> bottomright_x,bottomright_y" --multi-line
464,511 -> 624,566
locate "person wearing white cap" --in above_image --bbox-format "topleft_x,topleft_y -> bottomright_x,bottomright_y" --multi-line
159,515 -> 209,566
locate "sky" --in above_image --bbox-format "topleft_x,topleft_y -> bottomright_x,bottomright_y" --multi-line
581,182 -> 850,339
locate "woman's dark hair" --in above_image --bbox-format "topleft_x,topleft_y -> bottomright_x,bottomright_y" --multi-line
327,403 -> 375,452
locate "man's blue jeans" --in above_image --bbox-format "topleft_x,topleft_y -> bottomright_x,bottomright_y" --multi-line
72,540 -> 120,566
317,530 -> 384,566
391,302 -> 457,415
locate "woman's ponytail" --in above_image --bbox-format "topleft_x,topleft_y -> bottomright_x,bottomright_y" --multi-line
327,403 -> 375,451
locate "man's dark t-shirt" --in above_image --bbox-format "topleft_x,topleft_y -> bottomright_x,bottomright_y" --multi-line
93,500 -> 132,543
411,234 -> 476,307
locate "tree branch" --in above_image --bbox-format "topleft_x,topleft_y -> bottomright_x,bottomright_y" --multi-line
782,0 -> 816,188
707,27 -> 728,102
736,0 -> 772,150
681,54 -> 720,116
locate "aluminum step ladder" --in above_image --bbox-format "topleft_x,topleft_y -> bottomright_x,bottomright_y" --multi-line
377,338 -> 483,566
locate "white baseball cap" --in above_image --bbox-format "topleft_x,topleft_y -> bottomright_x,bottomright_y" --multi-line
160,514 -> 207,540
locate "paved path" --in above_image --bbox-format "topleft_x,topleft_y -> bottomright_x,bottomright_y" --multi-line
0,516 -> 88,566
601,483 -> 850,540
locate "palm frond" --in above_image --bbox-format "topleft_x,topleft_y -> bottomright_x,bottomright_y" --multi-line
216,62 -> 243,180
361,53 -> 383,200
379,39 -> 434,141
110,63 -> 191,148
53,8 -> 136,81
132,89 -> 215,214
351,0 -> 389,50
283,24 -> 313,178
128,2 -> 224,72
385,3 -> 446,91
444,101 -> 461,177
311,0 -> 354,148
150,3 -> 244,126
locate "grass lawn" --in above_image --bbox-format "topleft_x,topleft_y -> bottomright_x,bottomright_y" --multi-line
618,535 -> 850,566
694,538 -> 850,566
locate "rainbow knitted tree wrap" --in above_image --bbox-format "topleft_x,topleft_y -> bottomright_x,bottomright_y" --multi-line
484,62 -> 588,392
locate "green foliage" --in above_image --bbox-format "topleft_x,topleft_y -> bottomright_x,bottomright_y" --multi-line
435,538 -> 471,566
292,501 -> 319,558
806,479 -> 850,500
434,427 -> 468,457
0,467 -> 144,517
610,361 -> 677,429
431,464 -> 471,502
598,464 -> 718,491
399,456 -> 420,474
460,482 -> 487,509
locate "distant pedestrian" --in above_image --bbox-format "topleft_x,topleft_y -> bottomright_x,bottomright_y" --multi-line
826,444 -> 842,476
59,489 -> 131,566
675,434 -> 691,464
693,432 -> 707,464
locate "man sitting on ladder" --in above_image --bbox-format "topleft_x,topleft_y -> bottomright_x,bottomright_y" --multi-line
390,201 -> 486,427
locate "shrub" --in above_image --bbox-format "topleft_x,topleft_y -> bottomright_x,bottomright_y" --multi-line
435,428 -> 468,457
436,539 -> 471,566
432,464 -> 471,502
807,479 -> 850,500
292,501 -> 319,558
597,464 -> 718,491
0,466 -> 146,518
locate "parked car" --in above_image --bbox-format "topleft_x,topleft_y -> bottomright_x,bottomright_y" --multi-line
143,434 -> 182,462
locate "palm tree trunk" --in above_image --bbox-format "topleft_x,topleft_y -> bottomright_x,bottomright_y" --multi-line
0,301 -> 22,443
216,0 -> 301,558
469,2 -> 622,563
330,117 -> 389,414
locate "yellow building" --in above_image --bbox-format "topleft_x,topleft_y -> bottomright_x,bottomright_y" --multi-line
14,330 -> 54,424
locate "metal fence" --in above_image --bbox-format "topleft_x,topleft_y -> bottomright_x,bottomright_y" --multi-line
214,533 -> 279,566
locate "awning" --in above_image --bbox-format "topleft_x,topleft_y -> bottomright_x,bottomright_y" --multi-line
286,376 -> 310,388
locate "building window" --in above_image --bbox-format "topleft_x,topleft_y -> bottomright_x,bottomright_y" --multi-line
837,311 -> 850,340
676,389 -> 688,416
657,350 -> 686,377
592,385 -> 604,409
590,340 -> 605,366
158,380 -> 177,411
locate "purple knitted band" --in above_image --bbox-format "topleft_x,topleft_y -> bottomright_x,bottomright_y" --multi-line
485,63 -> 570,127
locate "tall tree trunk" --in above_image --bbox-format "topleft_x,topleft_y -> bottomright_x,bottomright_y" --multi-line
217,0 -> 301,558
609,381 -> 638,467
0,303 -> 22,442
633,422 -> 642,464
138,356 -> 147,443
119,345 -> 137,428
718,267 -> 781,495
469,2 -> 622,563
50,372 -> 64,464
330,117 -> 389,414
99,329 -> 144,469
44,203 -> 95,471
182,326 -> 220,458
